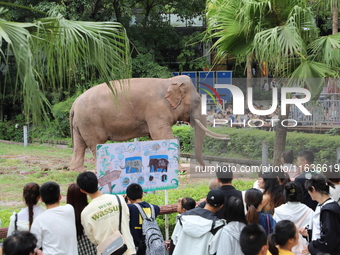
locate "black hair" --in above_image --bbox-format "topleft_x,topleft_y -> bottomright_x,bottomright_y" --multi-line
281,150 -> 294,164
23,182 -> 40,230
245,188 -> 263,224
225,196 -> 247,225
262,171 -> 286,208
126,183 -> 143,200
77,171 -> 99,194
181,197 -> 196,211
297,150 -> 314,164
284,181 -> 303,202
40,181 -> 60,205
67,183 -> 88,237
3,231 -> 37,255
305,173 -> 335,196
268,220 -> 296,255
216,165 -> 233,184
240,224 -> 267,255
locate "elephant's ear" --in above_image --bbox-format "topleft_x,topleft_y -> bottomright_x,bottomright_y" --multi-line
165,83 -> 185,109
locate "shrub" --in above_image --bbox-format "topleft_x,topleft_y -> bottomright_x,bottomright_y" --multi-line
132,53 -> 172,78
202,127 -> 340,164
52,95 -> 78,137
172,125 -> 191,153
160,125 -> 340,164
0,115 -> 26,142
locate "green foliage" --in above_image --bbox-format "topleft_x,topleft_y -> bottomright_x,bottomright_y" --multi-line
202,128 -> 340,164
206,0 -> 340,85
178,31 -> 207,71
0,209 -> 13,228
172,125 -> 191,152
128,19 -> 182,65
52,95 -> 78,137
0,115 -> 25,142
325,128 -> 340,136
132,53 -> 172,78
0,9 -> 130,125
242,88 -> 272,100
2,116 -> 339,165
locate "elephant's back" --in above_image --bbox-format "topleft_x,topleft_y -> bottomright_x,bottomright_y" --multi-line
70,78 -> 170,128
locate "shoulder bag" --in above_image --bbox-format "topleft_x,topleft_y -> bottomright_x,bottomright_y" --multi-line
97,195 -> 128,255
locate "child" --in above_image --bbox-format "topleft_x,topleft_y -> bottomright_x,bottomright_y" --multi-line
245,188 -> 276,235
273,182 -> 313,255
268,220 -> 299,255
3,231 -> 44,255
177,197 -> 196,214
240,224 -> 268,255
126,183 -> 161,255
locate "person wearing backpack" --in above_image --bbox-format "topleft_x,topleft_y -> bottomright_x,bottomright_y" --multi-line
126,183 -> 164,255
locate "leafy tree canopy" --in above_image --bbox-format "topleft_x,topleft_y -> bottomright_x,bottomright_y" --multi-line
0,3 -> 130,123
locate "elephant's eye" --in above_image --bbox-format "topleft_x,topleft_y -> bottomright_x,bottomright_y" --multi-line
193,98 -> 200,104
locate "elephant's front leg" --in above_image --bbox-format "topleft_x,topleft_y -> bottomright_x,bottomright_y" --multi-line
148,124 -> 175,140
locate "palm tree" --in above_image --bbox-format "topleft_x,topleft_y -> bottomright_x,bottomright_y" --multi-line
0,5 -> 130,124
206,0 -> 340,165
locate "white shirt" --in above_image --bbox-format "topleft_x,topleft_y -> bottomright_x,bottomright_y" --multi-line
273,202 -> 313,254
312,198 -> 335,241
263,82 -> 269,91
7,204 -> 45,237
330,184 -> 340,204
209,221 -> 245,255
30,204 -> 78,255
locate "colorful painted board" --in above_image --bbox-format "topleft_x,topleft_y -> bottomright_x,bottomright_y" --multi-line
96,139 -> 179,194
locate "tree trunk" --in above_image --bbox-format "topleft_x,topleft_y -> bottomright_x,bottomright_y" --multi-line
272,105 -> 289,166
333,0 -> 338,34
112,0 -> 122,23
246,53 -> 253,87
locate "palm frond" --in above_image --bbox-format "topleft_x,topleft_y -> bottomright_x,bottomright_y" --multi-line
0,13 -> 130,124
309,33 -> 340,66
288,58 -> 337,99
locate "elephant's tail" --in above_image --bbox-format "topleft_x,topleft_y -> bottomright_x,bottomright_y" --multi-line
70,96 -> 81,149
70,104 -> 75,148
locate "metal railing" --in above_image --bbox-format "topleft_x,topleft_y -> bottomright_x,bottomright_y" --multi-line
289,93 -> 340,125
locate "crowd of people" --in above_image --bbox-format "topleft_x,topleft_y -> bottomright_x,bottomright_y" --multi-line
206,104 -> 282,129
1,149 -> 340,255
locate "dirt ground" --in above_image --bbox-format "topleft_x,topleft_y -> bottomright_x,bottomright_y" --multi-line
0,142 -> 255,210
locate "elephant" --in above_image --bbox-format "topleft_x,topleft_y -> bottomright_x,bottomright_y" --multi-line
69,75 -> 229,171
148,158 -> 169,172
120,159 -> 143,173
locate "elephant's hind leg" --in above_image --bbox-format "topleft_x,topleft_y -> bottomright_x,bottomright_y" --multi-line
70,131 -> 88,172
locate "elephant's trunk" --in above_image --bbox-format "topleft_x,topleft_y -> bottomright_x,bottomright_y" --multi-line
193,116 -> 207,167
193,117 -> 230,166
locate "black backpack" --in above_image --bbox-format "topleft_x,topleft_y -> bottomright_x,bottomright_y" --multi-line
133,203 -> 166,255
